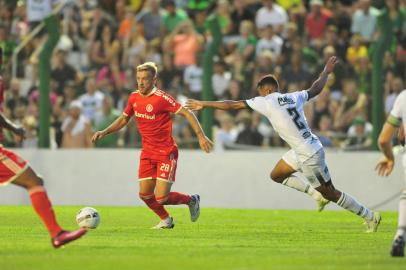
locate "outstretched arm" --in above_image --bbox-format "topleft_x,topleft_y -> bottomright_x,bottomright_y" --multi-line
0,112 -> 25,138
176,107 -> 213,153
307,56 -> 338,99
185,99 -> 248,111
92,114 -> 130,143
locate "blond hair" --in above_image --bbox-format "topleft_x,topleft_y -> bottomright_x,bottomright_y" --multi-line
136,62 -> 158,77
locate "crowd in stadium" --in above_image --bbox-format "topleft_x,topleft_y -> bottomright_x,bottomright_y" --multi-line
0,0 -> 405,150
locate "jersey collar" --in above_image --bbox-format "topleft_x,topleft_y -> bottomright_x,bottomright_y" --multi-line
138,87 -> 157,97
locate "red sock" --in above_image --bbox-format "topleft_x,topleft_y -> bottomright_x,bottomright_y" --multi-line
165,192 -> 191,205
29,187 -> 62,238
139,193 -> 169,220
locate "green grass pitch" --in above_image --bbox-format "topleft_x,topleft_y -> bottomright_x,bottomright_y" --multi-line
0,206 -> 404,270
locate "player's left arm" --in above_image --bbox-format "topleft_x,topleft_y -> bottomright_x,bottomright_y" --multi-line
0,112 -> 25,139
185,99 -> 248,111
307,56 -> 338,100
176,107 -> 213,153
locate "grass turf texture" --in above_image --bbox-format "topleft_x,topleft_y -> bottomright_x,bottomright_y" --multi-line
0,206 -> 404,270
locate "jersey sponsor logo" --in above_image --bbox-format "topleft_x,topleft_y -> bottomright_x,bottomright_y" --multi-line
278,96 -> 295,106
146,104 -> 153,112
134,110 -> 156,120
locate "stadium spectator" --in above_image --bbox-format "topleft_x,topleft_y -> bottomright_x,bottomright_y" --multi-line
282,52 -> 310,91
235,110 -> 264,146
138,0 -> 162,42
93,95 -> 121,148
341,116 -> 373,150
346,34 -> 368,71
230,0 -> 255,36
214,112 -> 238,151
255,0 -> 288,34
256,25 -> 284,58
315,115 -> 336,147
305,0 -> 332,42
183,59 -> 203,99
6,78 -> 28,119
163,20 -> 203,70
78,77 -> 104,123
61,100 -> 93,148
351,0 -> 379,42
51,49 -> 81,95
212,59 -> 231,99
161,0 -> 188,35
385,76 -> 404,115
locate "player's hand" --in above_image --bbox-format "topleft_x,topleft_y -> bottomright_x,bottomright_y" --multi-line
198,134 -> 213,153
185,99 -> 204,111
324,56 -> 338,74
92,130 -> 106,143
375,157 -> 394,177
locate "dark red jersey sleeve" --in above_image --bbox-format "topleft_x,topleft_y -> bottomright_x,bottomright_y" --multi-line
160,92 -> 182,114
123,94 -> 135,117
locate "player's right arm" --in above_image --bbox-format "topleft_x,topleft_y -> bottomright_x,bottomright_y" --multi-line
0,112 -> 25,139
91,114 -> 131,143
185,99 -> 248,111
307,56 -> 338,100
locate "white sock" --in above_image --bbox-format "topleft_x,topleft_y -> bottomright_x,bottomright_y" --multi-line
282,173 -> 323,201
394,189 -> 406,240
337,192 -> 373,221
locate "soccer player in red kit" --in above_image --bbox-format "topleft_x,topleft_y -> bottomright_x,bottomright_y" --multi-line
0,113 -> 88,248
92,62 -> 213,229
0,49 -> 87,248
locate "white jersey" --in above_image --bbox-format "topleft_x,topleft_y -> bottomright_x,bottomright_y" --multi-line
246,90 -> 322,161
389,89 -> 406,145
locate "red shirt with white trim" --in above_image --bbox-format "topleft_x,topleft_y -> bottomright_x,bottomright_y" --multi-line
123,88 -> 182,158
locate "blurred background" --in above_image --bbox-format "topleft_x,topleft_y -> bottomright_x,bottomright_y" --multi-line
0,0 -> 404,152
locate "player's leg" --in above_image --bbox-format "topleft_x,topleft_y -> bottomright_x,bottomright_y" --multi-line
139,179 -> 174,229
138,157 -> 173,228
391,156 -> 406,256
270,150 -> 329,211
11,166 -> 87,247
391,188 -> 406,256
302,149 -> 380,232
154,156 -> 200,222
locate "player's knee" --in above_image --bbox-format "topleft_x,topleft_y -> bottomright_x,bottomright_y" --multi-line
270,171 -> 284,183
139,193 -> 154,202
155,195 -> 168,205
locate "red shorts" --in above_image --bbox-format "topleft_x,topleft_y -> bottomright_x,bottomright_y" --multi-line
0,147 -> 28,186
138,150 -> 178,183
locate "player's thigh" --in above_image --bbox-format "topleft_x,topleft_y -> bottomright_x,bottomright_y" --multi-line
139,179 -> 157,194
0,148 -> 38,189
138,157 -> 157,194
301,149 -> 332,188
12,167 -> 43,189
155,180 -> 173,198
271,150 -> 298,182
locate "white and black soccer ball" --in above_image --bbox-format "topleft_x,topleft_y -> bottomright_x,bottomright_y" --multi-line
76,207 -> 100,229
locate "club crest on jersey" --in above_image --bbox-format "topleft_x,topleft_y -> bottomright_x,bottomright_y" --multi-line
146,104 -> 153,112
278,96 -> 295,106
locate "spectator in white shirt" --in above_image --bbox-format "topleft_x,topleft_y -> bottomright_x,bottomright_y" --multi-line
351,0 -> 379,42
256,25 -> 283,58
183,63 -> 203,99
212,60 -> 231,99
255,0 -> 288,34
79,78 -> 104,123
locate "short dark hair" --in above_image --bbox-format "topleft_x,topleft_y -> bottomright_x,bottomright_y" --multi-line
257,74 -> 279,90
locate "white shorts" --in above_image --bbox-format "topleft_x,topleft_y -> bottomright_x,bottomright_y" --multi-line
282,149 -> 332,188
403,154 -> 406,185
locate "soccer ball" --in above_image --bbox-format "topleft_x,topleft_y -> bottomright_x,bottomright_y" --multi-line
76,207 -> 100,229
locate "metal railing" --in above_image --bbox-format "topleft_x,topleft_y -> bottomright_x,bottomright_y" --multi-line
11,1 -> 66,78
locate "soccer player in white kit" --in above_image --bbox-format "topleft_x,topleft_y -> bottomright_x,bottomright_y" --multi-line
376,89 -> 406,257
186,56 -> 381,232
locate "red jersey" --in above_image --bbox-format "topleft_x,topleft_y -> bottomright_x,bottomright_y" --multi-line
123,88 -> 182,158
